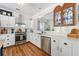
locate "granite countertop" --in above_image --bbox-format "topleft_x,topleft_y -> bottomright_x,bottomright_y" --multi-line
41,33 -> 79,40
41,33 -> 66,37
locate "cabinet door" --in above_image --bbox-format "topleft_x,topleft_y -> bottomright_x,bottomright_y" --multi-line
8,17 -> 12,27
7,34 -> 15,45
10,34 -> 15,45
34,34 -> 41,48
0,15 -> 5,27
0,35 -> 6,40
0,15 -> 8,27
73,41 -> 79,56
5,16 -> 8,27
0,15 -> 1,26
12,17 -> 15,26
8,17 -> 15,27
0,35 -> 7,47
51,38 -> 59,56
30,33 -> 34,43
8,17 -> 10,27
4,34 -> 15,47
59,39 -> 73,56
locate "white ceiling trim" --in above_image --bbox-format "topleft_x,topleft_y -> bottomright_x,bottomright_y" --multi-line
31,4 -> 53,19
31,3 -> 62,19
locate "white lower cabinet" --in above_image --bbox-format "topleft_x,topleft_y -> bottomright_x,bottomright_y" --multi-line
73,46 -> 79,56
59,39 -> 73,56
33,34 -> 41,48
51,45 -> 59,56
29,33 -> 41,48
51,36 -> 79,56
72,40 -> 79,56
51,38 -> 59,56
0,34 -> 15,47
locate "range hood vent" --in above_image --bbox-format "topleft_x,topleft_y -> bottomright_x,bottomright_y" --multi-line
16,14 -> 24,25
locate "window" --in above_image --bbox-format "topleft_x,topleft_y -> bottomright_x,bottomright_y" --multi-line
63,3 -> 76,26
64,7 -> 73,24
54,6 -> 62,26
54,3 -> 76,26
55,11 -> 61,25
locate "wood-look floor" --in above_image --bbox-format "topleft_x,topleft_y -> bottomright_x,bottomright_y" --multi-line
3,42 -> 49,56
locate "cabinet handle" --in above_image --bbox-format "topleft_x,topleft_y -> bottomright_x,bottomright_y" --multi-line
64,43 -> 68,45
7,35 -> 9,37
7,39 -> 9,40
57,47 -> 59,51
60,48 -> 62,52
53,40 -> 56,42
7,43 -> 9,45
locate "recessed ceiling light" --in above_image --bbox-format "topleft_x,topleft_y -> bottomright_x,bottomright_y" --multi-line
17,3 -> 24,7
16,8 -> 20,11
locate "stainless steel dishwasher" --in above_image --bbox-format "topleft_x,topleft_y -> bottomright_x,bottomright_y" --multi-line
41,36 -> 51,55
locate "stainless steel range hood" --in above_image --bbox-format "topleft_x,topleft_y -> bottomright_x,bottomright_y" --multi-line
15,13 -> 26,27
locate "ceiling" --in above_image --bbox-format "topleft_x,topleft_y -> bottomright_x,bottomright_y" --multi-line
0,3 -> 53,18
39,12 -> 53,23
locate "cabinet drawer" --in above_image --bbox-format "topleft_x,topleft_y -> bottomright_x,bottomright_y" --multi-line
51,39 -> 58,45
5,38 -> 11,42
5,34 -> 15,43
60,39 -> 72,47
5,39 -> 15,44
4,41 -> 15,47
3,42 -> 11,47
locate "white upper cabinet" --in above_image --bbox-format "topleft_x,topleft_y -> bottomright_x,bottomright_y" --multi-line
0,15 -> 15,27
0,15 -> 8,27
8,16 -> 15,27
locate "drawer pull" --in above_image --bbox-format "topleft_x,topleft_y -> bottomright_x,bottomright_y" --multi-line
7,43 -> 9,45
53,40 -> 56,42
64,43 -> 68,45
7,35 -> 9,37
7,39 -> 9,40
60,48 -> 62,52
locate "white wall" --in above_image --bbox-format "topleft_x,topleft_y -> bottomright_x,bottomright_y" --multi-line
27,3 -> 63,48
27,3 -> 79,48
